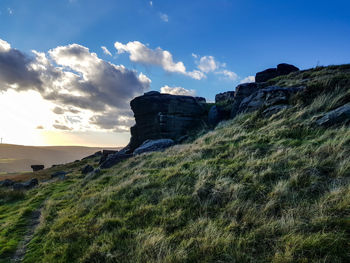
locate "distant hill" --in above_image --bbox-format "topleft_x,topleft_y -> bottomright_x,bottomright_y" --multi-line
0,144 -> 121,173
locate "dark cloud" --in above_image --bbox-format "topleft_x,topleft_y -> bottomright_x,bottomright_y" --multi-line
90,109 -> 134,131
0,40 -> 42,91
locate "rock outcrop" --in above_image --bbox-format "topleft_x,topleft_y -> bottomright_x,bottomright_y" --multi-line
230,83 -> 259,118
128,91 -> 206,151
255,63 -> 299,83
238,86 -> 305,115
316,103 -> 350,127
133,139 -> 175,155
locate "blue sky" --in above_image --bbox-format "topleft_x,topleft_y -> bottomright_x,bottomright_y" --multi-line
0,0 -> 349,146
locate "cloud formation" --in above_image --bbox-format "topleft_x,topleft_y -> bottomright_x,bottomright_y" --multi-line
101,46 -> 112,56
114,41 -> 205,80
0,39 -> 43,92
195,54 -> 238,81
160,85 -> 196,96
160,13 -> 169,22
0,38 -> 150,132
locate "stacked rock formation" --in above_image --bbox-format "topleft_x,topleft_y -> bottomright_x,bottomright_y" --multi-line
128,91 -> 207,151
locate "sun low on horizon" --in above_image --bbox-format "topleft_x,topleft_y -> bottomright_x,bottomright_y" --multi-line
1,0 -> 349,147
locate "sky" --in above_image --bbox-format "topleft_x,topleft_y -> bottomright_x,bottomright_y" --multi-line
0,0 -> 349,147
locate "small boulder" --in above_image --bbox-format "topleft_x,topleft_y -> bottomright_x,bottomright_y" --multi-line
81,165 -> 94,175
0,179 -> 14,187
31,165 -> 44,172
316,103 -> 350,127
99,150 -> 118,164
51,171 -> 67,179
13,178 -> 38,191
100,152 -> 132,169
133,139 -> 175,155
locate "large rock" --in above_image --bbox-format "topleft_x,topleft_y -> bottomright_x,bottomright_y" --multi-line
255,63 -> 299,83
231,83 -> 259,118
316,103 -> 350,127
13,178 -> 38,191
133,139 -> 175,155
31,165 -> 44,172
215,91 -> 235,103
128,91 -> 206,151
238,86 -> 304,114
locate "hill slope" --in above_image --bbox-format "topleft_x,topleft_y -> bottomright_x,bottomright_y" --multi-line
0,64 -> 350,263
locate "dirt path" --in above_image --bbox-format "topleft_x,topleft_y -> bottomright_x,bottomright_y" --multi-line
11,209 -> 41,262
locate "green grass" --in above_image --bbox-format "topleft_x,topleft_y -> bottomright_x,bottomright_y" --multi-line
1,64 -> 350,262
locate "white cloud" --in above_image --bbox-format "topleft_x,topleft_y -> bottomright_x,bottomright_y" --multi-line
150,1 -> 153,6
160,13 -> 168,22
0,38 -> 151,132
101,46 -> 112,56
194,54 -> 238,81
7,8 -> 13,15
114,41 -> 206,80
240,76 -> 255,84
160,85 -> 196,96
216,70 -> 238,81
197,56 -> 217,73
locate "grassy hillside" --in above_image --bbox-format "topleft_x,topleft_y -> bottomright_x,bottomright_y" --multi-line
0,144 -> 120,174
1,65 -> 350,263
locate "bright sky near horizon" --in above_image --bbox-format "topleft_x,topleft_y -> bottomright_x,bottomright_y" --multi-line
0,0 -> 349,147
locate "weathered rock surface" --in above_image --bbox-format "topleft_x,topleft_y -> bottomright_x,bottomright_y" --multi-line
316,103 -> 350,127
128,91 -> 206,151
133,139 -> 175,155
100,152 -> 132,169
230,83 -> 259,118
238,86 -> 304,114
215,91 -> 235,103
81,165 -> 94,175
0,179 -> 14,187
13,179 -> 38,190
31,165 -> 44,172
255,63 -> 299,83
